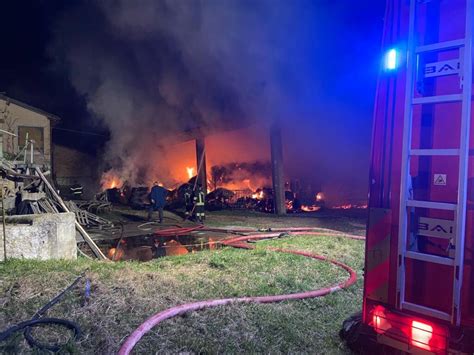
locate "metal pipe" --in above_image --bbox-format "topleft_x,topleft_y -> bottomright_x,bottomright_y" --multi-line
0,129 -> 17,137
30,141 -> 34,164
23,133 -> 28,164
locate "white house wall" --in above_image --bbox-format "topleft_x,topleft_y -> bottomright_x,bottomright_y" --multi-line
0,98 -> 51,165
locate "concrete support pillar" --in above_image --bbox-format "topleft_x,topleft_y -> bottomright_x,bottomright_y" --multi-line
270,122 -> 286,215
195,137 -> 208,193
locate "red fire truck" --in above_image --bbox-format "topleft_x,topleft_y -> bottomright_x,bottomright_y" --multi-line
360,0 -> 474,353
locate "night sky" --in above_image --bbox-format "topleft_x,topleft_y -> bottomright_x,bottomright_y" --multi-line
0,1 -> 386,201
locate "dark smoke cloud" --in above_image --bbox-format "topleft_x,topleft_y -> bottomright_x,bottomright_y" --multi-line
51,0 -> 316,185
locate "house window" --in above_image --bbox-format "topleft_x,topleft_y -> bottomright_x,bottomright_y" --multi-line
18,126 -> 44,151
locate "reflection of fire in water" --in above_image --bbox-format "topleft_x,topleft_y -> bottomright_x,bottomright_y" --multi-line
208,238 -> 216,250
107,247 -> 124,261
186,167 -> 195,179
301,205 -> 321,212
107,239 -> 189,261
333,204 -> 368,210
163,240 -> 189,256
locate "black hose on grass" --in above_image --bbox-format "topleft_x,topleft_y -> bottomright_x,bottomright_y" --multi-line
0,318 -> 81,352
0,274 -> 84,352
77,246 -> 93,259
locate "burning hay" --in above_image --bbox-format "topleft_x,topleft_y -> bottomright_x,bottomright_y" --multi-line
98,149 -> 368,216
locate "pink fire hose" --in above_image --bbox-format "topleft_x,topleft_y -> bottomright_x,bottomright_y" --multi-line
118,229 -> 362,354
153,225 -> 204,236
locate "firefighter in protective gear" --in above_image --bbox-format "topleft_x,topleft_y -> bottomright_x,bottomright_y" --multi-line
70,181 -> 83,199
193,185 -> 206,222
148,181 -> 167,223
183,183 -> 193,218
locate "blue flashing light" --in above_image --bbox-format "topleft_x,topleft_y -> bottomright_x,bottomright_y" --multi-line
385,48 -> 398,70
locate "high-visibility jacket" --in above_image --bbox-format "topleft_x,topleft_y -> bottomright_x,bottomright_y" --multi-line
70,184 -> 83,196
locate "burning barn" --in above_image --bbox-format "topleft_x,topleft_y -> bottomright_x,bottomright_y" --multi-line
97,124 -> 358,216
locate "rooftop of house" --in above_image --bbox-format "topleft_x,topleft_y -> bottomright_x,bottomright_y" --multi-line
0,93 -> 61,123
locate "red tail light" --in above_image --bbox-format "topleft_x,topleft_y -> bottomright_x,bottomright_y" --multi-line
368,304 -> 447,353
411,320 -> 433,351
372,305 -> 391,334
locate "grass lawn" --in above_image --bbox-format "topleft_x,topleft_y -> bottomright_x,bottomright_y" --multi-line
0,214 -> 365,354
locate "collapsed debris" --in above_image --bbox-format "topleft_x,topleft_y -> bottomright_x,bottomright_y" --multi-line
0,159 -> 108,259
104,179 -> 323,215
65,201 -> 114,230
35,168 -> 108,259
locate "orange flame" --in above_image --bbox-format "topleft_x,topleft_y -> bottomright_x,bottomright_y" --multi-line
252,190 -> 264,200
186,167 -> 195,179
244,179 -> 254,191
101,171 -> 123,190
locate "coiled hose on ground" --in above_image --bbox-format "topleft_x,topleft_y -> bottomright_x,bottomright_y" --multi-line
0,274 -> 83,352
118,227 -> 364,354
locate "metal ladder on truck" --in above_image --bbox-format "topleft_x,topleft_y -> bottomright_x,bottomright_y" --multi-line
396,0 -> 473,326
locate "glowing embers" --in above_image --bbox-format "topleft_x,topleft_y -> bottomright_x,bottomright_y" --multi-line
369,305 -> 447,353
252,190 -> 264,200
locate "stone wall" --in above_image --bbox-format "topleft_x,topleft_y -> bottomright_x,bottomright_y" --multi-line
0,212 -> 77,261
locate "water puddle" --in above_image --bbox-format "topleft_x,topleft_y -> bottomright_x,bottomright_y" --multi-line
80,234 -> 220,261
